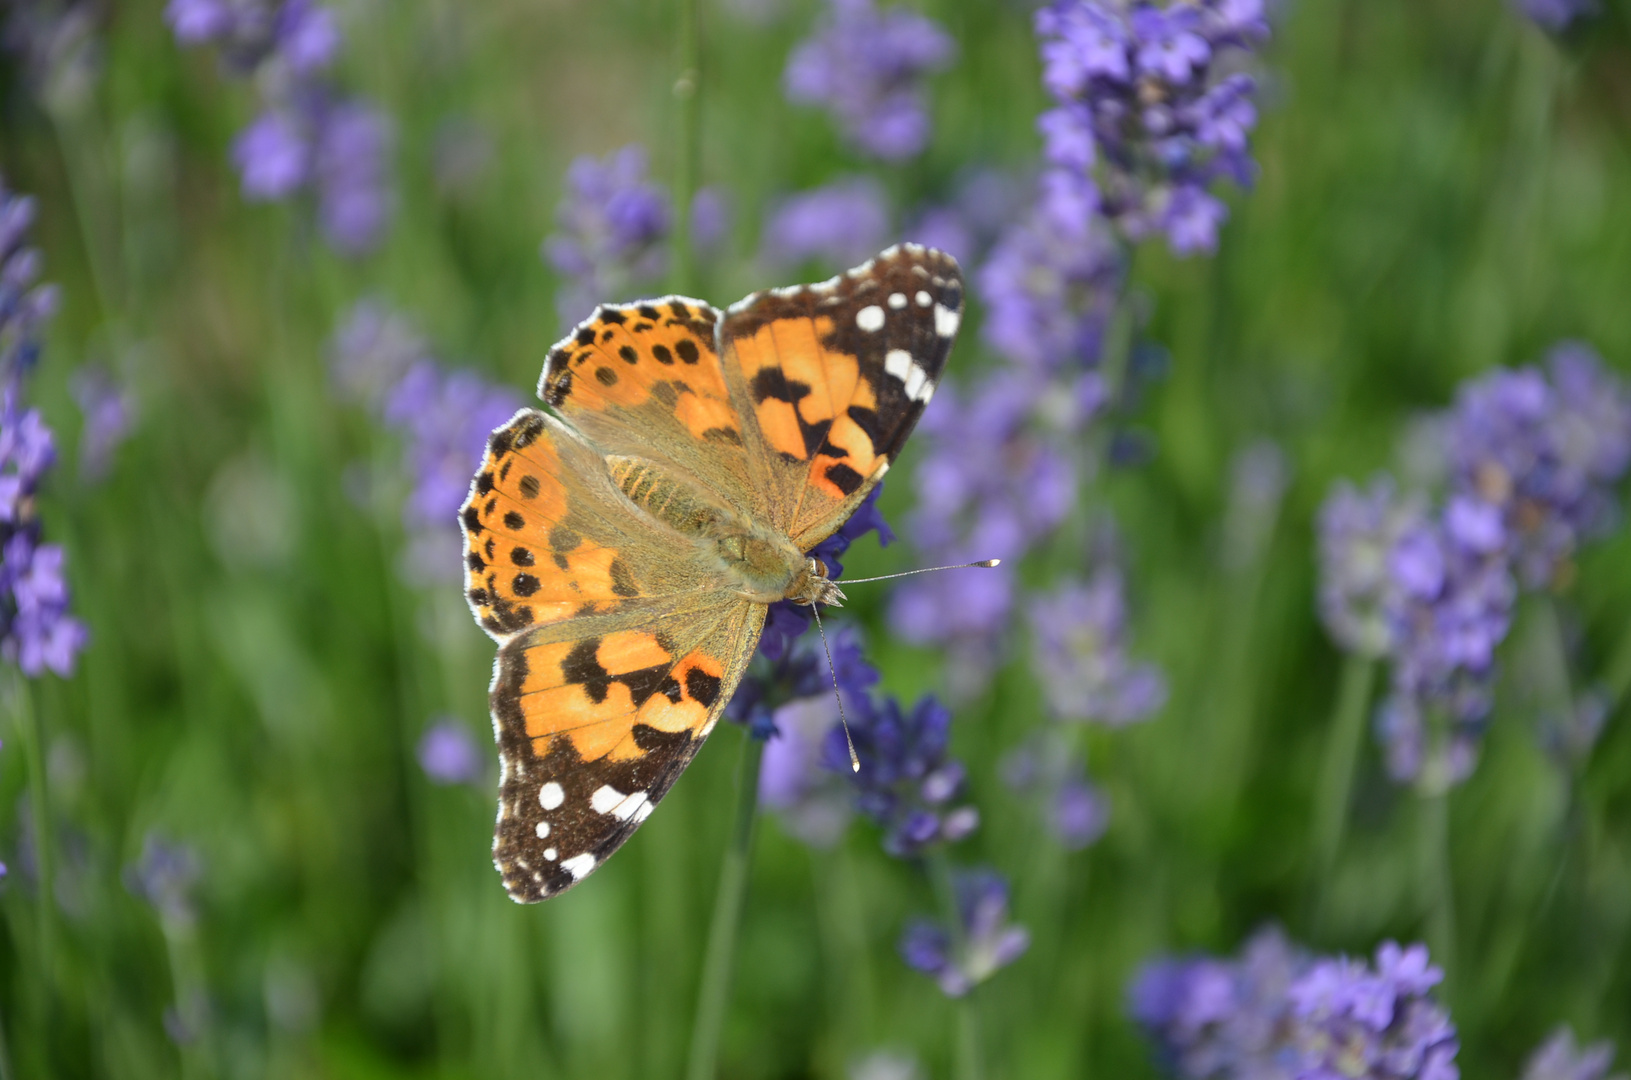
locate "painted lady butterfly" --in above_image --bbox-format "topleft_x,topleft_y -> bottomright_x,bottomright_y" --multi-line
460,244 -> 964,901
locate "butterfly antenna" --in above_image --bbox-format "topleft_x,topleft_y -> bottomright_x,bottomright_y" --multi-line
838,558 -> 1001,586
808,601 -> 861,773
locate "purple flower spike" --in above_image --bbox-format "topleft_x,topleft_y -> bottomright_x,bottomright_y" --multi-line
71,365 -> 135,482
1132,928 -> 1458,1080
0,174 -> 85,680
124,832 -> 203,927
899,868 -> 1029,997
1033,0 -> 1266,255
544,145 -> 671,328
1029,565 -> 1167,726
784,0 -> 955,160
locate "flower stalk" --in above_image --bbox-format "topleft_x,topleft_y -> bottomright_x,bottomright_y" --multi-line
1312,654 -> 1376,914
686,727 -> 764,1080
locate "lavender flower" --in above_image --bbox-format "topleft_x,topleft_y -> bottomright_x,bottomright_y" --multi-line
124,832 -> 203,927
418,717 -> 483,785
1132,930 -> 1459,1080
1029,564 -> 1167,725
1288,942 -> 1459,1080
543,145 -> 670,328
1317,478 -> 1432,659
328,300 -> 523,585
979,197 -> 1124,374
167,0 -> 392,255
1514,0 -> 1597,32
1004,737 -> 1111,849
71,365 -> 134,481
758,695 -> 856,847
1521,1028 -> 1625,1080
760,177 -> 891,271
899,869 -> 1029,996
889,375 -> 1077,692
1034,0 -> 1268,255
0,177 -> 84,679
822,691 -> 979,856
1442,344 -> 1631,590
784,0 -> 955,160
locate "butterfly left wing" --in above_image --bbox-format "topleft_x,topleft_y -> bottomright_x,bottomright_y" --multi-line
716,243 -> 965,548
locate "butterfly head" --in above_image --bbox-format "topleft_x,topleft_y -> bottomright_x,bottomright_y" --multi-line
786,556 -> 847,609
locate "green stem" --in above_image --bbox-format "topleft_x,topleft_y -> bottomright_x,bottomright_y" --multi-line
50,112 -> 123,326
670,0 -> 702,296
1312,656 -> 1376,914
1418,787 -> 1455,980
685,729 -> 763,1080
12,674 -> 56,1005
1600,608 -> 1631,713
0,996 -> 14,1080
928,852 -> 984,1080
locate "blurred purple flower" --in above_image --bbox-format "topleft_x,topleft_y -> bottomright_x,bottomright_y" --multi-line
889,376 -> 1078,692
980,197 -> 1123,373
1521,1027 -> 1626,1080
761,176 -> 892,271
1442,344 -> 1631,590
758,695 -> 855,847
328,300 -> 523,586
1317,477 -> 1431,659
70,365 -> 135,482
543,145 -> 670,328
313,101 -> 392,254
1132,929 -> 1458,1080
1029,564 -> 1167,725
784,0 -> 955,160
1514,0 -> 1597,32
1001,734 -> 1109,850
899,868 -> 1029,996
0,176 -> 84,679
169,0 -> 394,256
690,185 -> 732,254
124,832 -> 203,927
1034,0 -> 1267,255
418,718 -> 483,785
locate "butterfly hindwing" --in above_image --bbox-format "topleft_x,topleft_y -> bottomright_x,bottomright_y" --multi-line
491,598 -> 765,901
718,243 -> 964,547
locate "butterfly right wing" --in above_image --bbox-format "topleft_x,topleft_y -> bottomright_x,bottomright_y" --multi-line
460,408 -> 763,901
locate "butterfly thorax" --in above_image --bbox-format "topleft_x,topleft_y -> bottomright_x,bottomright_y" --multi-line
606,454 -> 830,605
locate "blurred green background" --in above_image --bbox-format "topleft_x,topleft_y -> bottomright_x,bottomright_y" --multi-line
5,0 -> 1631,1076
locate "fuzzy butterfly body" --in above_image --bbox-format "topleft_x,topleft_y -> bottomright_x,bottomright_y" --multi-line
460,244 -> 964,901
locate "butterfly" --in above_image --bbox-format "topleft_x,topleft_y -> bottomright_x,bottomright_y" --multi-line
459,243 -> 964,901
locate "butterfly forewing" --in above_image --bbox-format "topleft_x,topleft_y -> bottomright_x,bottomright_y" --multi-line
718,243 -> 964,546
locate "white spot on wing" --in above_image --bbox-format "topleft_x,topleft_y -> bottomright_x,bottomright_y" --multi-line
935,304 -> 960,338
543,847 -> 557,861
885,349 -> 913,381
904,365 -> 929,401
535,821 -> 551,839
590,784 -> 626,815
888,292 -> 907,309
916,290 -> 932,307
539,782 -> 565,810
856,305 -> 886,332
561,853 -> 596,879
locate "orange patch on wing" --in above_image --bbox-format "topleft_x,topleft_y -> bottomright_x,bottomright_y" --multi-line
548,307 -> 730,419
596,631 -> 671,674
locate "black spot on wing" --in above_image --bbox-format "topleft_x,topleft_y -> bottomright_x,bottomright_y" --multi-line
685,667 -> 722,708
